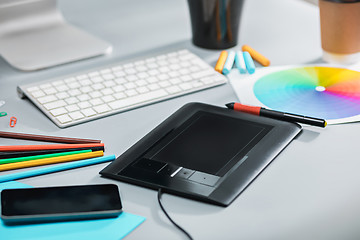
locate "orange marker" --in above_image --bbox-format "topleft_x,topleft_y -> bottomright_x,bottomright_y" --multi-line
242,45 -> 270,67
215,51 -> 228,73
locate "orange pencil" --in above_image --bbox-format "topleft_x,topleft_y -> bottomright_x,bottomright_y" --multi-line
0,143 -> 104,152
215,51 -> 228,73
242,45 -> 270,67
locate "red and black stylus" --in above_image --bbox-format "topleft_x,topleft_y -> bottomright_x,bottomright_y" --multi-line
226,102 -> 327,128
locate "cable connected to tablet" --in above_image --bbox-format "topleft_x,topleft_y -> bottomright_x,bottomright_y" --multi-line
157,188 -> 193,240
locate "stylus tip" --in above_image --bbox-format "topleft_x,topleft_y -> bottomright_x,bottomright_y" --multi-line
225,103 -> 234,109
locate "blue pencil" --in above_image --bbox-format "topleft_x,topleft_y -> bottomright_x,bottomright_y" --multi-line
0,155 -> 115,183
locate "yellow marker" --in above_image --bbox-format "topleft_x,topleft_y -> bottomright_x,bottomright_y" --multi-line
215,51 -> 228,73
242,45 -> 270,67
0,151 -> 104,172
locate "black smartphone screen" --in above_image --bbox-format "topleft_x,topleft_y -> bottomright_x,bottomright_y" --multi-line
1,184 -> 122,223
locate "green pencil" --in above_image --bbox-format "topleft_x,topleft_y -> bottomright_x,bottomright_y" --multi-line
0,150 -> 91,165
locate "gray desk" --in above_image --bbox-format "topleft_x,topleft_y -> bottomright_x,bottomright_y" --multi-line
1,0 -> 360,239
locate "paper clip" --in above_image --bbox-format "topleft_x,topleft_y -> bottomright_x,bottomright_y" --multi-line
10,117 -> 17,127
0,112 -> 7,117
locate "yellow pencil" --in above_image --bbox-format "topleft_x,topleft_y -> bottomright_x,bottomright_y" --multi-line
0,151 -> 104,172
215,51 -> 228,73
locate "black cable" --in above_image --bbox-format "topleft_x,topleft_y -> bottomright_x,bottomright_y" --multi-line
157,188 -> 194,240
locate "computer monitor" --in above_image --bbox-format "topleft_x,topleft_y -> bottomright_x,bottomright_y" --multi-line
0,0 -> 112,71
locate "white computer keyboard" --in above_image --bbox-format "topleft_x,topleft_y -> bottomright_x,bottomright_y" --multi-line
17,49 -> 227,128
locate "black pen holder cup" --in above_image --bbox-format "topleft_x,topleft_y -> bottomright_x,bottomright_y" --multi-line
187,0 -> 245,49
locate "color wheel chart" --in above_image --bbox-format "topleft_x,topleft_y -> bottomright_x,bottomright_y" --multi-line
229,65 -> 360,124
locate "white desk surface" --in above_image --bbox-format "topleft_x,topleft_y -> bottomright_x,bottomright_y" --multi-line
1,0 -> 360,239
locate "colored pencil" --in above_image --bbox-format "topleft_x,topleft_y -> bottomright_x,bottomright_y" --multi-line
0,143 -> 104,152
0,150 -> 91,165
0,155 -> 116,183
0,131 -> 101,144
0,146 -> 105,159
0,151 -> 104,172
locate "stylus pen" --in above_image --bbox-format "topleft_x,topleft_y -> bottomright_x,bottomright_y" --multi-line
226,102 -> 327,128
0,155 -> 116,183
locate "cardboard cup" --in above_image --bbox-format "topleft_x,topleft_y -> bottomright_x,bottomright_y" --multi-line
319,0 -> 360,64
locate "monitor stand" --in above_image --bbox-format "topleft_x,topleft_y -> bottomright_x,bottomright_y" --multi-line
0,0 -> 112,71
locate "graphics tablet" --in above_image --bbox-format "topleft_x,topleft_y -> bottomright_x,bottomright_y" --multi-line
100,103 -> 301,206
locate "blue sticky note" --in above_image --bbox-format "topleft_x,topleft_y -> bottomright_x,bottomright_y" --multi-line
0,181 -> 145,240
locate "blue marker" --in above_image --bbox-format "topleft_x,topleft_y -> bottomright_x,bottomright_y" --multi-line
222,51 -> 235,75
243,51 -> 256,74
234,51 -> 247,74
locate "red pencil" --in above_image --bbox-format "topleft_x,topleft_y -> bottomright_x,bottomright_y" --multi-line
0,143 -> 105,152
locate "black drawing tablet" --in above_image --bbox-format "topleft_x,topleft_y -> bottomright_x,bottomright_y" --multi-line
100,103 -> 301,206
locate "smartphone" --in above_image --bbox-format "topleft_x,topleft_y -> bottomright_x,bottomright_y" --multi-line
1,184 -> 122,225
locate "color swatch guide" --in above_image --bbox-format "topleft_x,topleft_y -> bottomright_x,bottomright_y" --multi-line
229,65 -> 360,124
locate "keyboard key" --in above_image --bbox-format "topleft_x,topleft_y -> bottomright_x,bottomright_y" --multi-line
101,88 -> 114,95
90,98 -> 104,106
80,86 -> 92,93
68,82 -> 81,89
43,87 -> 57,95
102,95 -> 115,103
81,108 -> 97,117
113,85 -> 125,92
44,100 -> 67,110
137,86 -> 149,94
50,107 -> 67,116
148,83 -> 160,91
77,94 -> 91,101
94,104 -> 111,113
166,86 -> 181,94
89,91 -> 102,98
31,90 -> 45,98
125,89 -> 138,97
66,104 -> 80,112
56,85 -> 69,92
37,95 -> 57,104
78,101 -> 91,109
113,92 -> 126,99
27,86 -> 40,92
65,97 -> 79,105
68,89 -> 81,96
179,83 -> 192,91
56,114 -> 72,124
69,111 -> 85,120
79,79 -> 92,86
